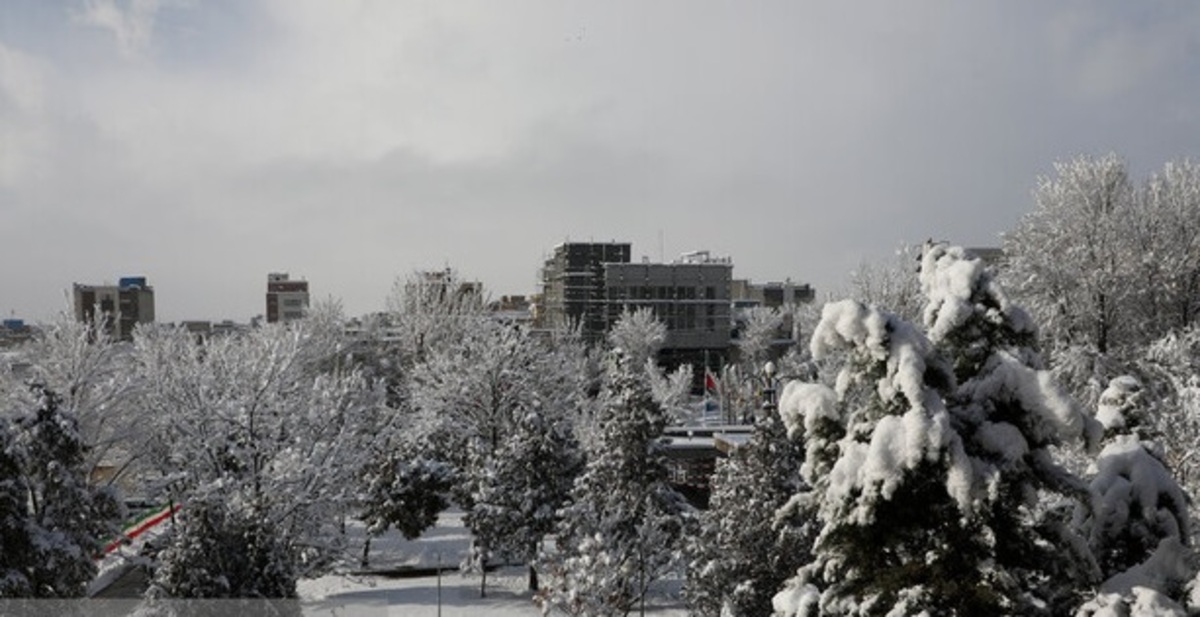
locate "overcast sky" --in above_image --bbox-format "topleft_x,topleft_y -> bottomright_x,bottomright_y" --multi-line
2,1 -> 1199,323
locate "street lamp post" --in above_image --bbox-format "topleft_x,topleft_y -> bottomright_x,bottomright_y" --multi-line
759,361 -> 778,421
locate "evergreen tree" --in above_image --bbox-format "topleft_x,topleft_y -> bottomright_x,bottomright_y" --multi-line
538,351 -> 693,616
0,417 -> 33,598
1070,376 -> 1193,613
684,390 -> 812,616
358,445 -> 455,569
774,244 -> 1103,615
149,500 -> 295,599
922,243 -> 1105,612
466,398 -> 582,593
1135,325 -> 1200,505
775,300 -> 996,616
3,386 -> 122,598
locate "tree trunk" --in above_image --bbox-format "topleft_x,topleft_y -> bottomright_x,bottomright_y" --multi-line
480,561 -> 487,598
361,535 -> 372,569
528,564 -> 538,592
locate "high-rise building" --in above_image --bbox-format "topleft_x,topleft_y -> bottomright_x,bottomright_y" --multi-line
266,273 -> 309,323
73,276 -> 155,341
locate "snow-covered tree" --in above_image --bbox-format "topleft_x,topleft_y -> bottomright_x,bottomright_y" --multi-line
736,306 -> 786,369
384,268 -> 487,366
148,501 -> 295,599
1094,375 -> 1155,441
922,243 -> 1107,610
1072,375 -> 1194,613
603,308 -> 691,427
1003,153 -> 1136,355
132,319 -> 383,597
406,318 -> 588,593
844,244 -> 924,323
1134,160 -> 1200,335
467,399 -> 582,592
0,386 -> 122,598
1084,430 -> 1189,579
774,243 -> 1104,615
607,308 -> 667,371
408,320 -> 583,467
538,351 -> 693,616
0,416 -> 33,598
720,307 -> 791,423
6,311 -> 140,486
1135,325 -> 1200,511
773,300 -> 998,615
358,450 -> 455,565
685,387 -> 811,616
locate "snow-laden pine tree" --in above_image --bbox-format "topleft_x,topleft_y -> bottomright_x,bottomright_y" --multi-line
0,416 -> 33,598
1136,325 -> 1200,508
774,243 -> 1103,615
467,397 -> 582,592
773,299 -> 996,615
538,350 -> 693,616
1073,376 -> 1194,614
149,500 -> 295,599
0,386 -> 122,598
358,445 -> 455,569
920,243 -> 1110,610
132,318 -> 383,598
606,308 -> 667,371
684,386 -> 812,617
600,308 -> 691,429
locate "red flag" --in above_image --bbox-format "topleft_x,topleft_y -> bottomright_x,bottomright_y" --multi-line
705,371 -> 718,393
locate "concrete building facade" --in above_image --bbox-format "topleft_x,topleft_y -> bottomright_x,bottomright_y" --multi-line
266,273 -> 309,323
73,276 -> 155,341
730,278 -> 815,309
604,250 -> 733,351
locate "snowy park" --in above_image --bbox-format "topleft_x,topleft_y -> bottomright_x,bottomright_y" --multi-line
5,220 -> 1200,614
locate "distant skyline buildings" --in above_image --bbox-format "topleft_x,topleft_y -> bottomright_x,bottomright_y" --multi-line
22,239 -> 820,332
72,277 -> 155,341
265,273 -> 310,323
17,241 -> 823,328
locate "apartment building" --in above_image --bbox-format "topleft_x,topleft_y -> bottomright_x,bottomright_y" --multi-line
73,276 -> 155,341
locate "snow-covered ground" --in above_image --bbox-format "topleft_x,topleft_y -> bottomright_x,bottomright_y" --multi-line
299,511 -> 688,616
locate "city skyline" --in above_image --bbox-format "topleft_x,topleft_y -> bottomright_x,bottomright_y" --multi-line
3,2 -> 1200,322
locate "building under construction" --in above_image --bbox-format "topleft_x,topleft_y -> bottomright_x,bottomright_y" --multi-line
538,242 -> 732,378
538,241 -> 632,342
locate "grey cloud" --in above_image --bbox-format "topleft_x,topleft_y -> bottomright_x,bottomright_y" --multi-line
3,1 -> 1200,322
